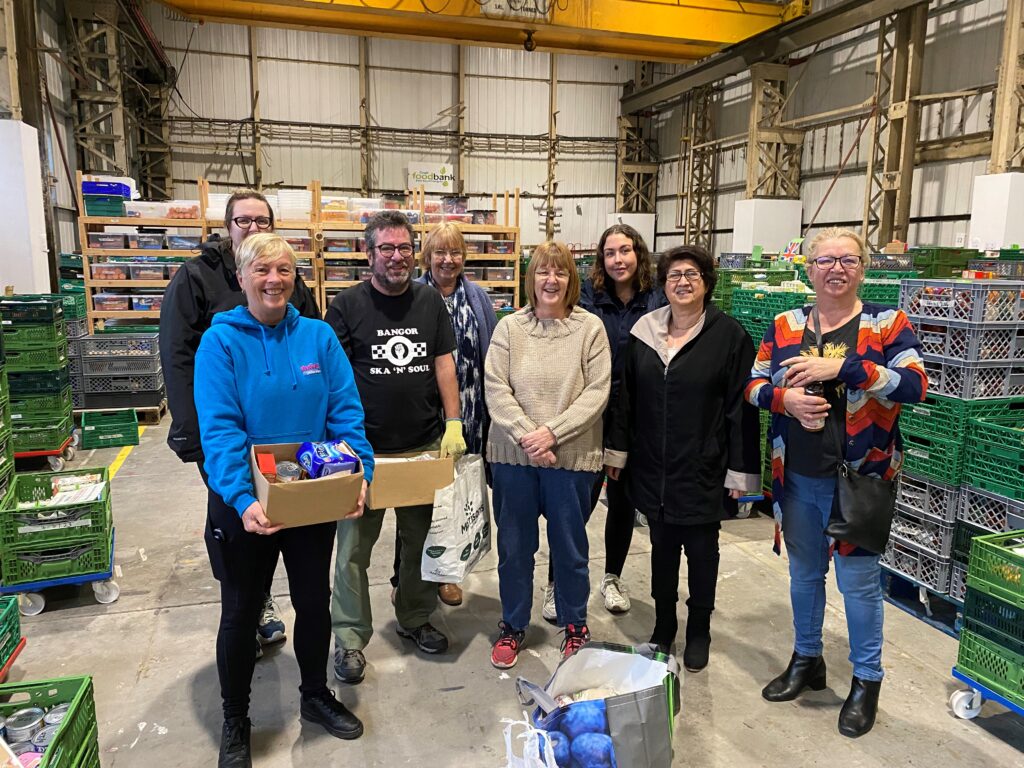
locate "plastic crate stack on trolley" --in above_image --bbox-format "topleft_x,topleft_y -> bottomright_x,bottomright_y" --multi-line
887,279 -> 1024,600
0,296 -> 78,471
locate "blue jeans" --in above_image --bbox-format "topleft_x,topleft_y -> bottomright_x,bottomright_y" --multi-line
782,470 -> 885,682
492,463 -> 597,630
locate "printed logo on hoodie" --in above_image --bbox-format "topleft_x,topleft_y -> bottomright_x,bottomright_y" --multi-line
300,362 -> 322,376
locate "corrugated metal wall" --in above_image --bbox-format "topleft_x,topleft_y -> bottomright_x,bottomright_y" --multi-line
654,0 -> 1009,255
141,3 -> 629,246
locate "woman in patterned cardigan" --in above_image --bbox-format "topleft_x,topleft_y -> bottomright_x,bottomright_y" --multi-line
745,227 -> 927,738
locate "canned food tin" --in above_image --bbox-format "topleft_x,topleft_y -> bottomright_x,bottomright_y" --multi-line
8,741 -> 35,756
43,703 -> 71,726
0,713 -> 6,739
5,708 -> 44,742
32,724 -> 60,750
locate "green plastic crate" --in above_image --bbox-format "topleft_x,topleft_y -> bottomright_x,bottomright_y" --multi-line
859,280 -> 901,306
956,629 -> 1024,711
2,319 -> 67,347
70,723 -> 101,768
966,529 -> 1024,609
731,289 -> 813,320
9,387 -> 73,422
0,296 -> 64,323
0,527 -> 112,587
3,338 -> 69,372
954,520 -> 992,562
7,367 -> 70,395
11,413 -> 74,453
901,429 -> 963,485
963,587 -> 1024,657
0,675 -> 97,768
80,409 -> 139,449
910,246 -> 980,265
964,417 -> 1024,501
865,269 -> 919,280
0,370 -> 7,401
0,595 -> 19,670
1,467 -> 111,548
59,253 -> 83,270
59,278 -> 86,294
901,395 -> 1024,439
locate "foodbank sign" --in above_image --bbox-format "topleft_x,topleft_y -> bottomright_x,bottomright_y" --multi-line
408,162 -> 456,193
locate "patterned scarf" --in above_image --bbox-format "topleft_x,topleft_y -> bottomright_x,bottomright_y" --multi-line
426,273 -> 483,453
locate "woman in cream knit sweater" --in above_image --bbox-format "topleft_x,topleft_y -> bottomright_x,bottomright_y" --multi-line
484,240 -> 611,669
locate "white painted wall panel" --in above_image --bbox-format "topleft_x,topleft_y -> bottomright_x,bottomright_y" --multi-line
557,159 -> 616,196
369,39 -> 456,73
557,83 -> 620,138
262,142 -> 360,191
260,61 -> 360,125
168,50 -> 251,120
256,27 -> 358,65
465,154 -> 548,196
144,6 -> 247,55
556,54 -> 631,85
557,197 -> 616,247
465,79 -> 550,135
369,70 -> 457,131
466,48 -> 550,80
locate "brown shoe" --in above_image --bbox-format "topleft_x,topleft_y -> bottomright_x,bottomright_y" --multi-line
438,583 -> 463,606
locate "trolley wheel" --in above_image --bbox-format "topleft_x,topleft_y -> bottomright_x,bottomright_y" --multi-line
62,445 -> 77,462
18,593 -> 46,616
91,580 -> 120,605
69,431 -> 81,448
949,689 -> 983,719
46,456 -> 66,472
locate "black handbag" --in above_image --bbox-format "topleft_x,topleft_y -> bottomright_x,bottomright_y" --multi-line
808,307 -> 896,554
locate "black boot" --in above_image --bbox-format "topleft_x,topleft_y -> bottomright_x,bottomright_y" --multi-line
761,653 -> 827,702
218,717 -> 252,768
838,676 -> 881,738
682,609 -> 712,672
300,688 -> 364,740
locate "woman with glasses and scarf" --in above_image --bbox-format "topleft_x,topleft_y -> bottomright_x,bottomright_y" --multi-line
605,245 -> 761,673
161,189 -> 321,656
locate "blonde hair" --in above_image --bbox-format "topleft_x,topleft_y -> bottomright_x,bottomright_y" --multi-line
526,241 -> 580,310
807,227 -> 869,267
421,222 -> 467,269
234,232 -> 296,274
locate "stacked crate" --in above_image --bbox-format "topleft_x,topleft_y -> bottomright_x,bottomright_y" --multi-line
886,279 -> 1024,596
58,252 -> 86,294
728,284 -> 813,346
712,267 -> 796,314
0,331 -> 11,509
0,296 -> 73,456
0,596 -> 20,680
0,674 -> 100,765
76,333 -> 164,411
1,468 -> 112,592
909,246 -> 980,279
956,530 -> 1024,711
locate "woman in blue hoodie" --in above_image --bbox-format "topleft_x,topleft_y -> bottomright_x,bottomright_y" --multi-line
195,232 -> 375,767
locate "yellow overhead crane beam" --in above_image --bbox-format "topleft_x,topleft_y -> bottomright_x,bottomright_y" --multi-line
161,0 -> 812,63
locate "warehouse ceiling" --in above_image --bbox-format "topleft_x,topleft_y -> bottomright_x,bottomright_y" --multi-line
157,0 -> 811,62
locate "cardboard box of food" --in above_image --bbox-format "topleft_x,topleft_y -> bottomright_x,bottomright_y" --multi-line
250,442 -> 364,527
366,451 -> 454,510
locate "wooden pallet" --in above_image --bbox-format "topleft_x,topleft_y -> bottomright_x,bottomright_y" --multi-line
74,399 -> 167,426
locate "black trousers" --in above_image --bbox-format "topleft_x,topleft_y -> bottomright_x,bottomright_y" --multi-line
198,465 -> 276,598
647,518 -> 721,646
204,486 -> 336,719
602,472 -> 635,577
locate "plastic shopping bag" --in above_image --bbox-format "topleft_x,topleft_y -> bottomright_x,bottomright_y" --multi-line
501,716 -> 559,768
516,643 -> 681,768
421,454 -> 491,583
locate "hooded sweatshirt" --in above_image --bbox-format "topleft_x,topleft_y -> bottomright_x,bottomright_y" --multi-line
160,236 -> 321,464
194,303 -> 374,517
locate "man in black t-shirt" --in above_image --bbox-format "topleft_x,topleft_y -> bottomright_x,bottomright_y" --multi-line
326,210 -> 465,685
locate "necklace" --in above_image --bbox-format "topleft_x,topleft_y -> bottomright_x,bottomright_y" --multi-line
669,314 -> 702,334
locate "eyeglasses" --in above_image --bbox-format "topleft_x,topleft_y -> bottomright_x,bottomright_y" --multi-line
666,269 -> 702,283
432,249 -> 464,260
232,216 -> 272,230
812,255 -> 862,269
376,243 -> 415,258
536,268 -> 570,279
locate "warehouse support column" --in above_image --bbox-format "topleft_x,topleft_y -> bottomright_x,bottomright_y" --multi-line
0,0 -> 20,120
861,3 -> 926,250
681,85 -> 716,253
615,61 -> 658,214
544,54 -> 558,240
745,63 -> 804,199
248,27 -> 262,190
990,0 -> 1024,174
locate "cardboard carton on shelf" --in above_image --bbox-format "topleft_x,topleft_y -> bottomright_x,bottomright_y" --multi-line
250,442 -> 364,527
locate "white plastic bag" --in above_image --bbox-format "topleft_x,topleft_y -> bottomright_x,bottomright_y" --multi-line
501,716 -> 559,768
421,454 -> 491,583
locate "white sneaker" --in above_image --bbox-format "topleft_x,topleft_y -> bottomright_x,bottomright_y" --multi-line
542,582 -> 558,624
601,574 -> 631,614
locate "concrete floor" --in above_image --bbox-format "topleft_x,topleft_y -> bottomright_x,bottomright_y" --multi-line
6,419 -> 1024,767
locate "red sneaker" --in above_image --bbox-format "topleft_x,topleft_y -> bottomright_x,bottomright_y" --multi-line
560,623 -> 591,660
491,622 -> 526,669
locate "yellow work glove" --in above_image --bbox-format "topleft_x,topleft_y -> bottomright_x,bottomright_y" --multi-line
439,418 -> 467,459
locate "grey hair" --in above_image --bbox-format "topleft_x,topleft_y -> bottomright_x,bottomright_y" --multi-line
807,227 -> 869,266
364,210 -> 415,255
234,232 -> 296,274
